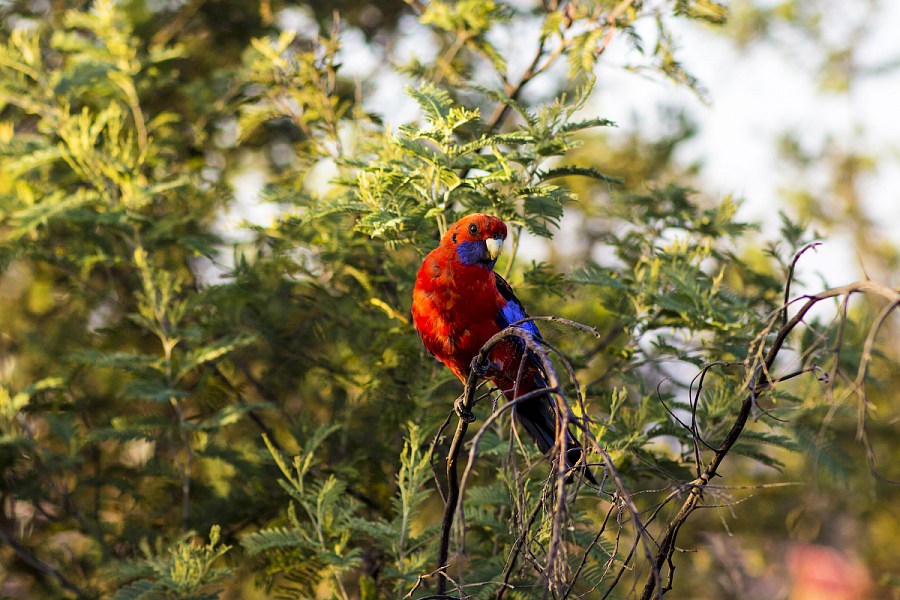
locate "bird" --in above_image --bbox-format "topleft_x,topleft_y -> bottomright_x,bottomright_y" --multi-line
412,213 -> 595,483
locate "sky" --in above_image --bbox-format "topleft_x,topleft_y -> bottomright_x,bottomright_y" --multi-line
592,2 -> 900,290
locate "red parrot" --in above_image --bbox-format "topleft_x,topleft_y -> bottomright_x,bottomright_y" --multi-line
412,213 -> 594,482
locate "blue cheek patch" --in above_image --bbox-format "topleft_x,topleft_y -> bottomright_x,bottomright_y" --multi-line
457,240 -> 491,267
500,300 -> 541,337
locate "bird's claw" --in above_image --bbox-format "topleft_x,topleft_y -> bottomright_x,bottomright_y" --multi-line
470,355 -> 496,378
454,395 -> 476,423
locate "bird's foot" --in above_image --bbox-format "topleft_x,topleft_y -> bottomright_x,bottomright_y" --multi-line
454,394 -> 476,423
470,355 -> 498,378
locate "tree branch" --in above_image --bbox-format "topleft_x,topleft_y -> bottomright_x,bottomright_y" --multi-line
639,278 -> 900,600
0,525 -> 85,598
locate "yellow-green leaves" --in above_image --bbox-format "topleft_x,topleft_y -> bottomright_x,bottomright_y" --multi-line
240,29 -> 349,155
674,0 -> 730,25
108,526 -> 232,599
421,0 -> 504,38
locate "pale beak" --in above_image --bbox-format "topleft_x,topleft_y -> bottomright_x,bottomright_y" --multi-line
485,236 -> 504,261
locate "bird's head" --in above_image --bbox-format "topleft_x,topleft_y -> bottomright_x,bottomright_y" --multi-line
443,213 -> 507,269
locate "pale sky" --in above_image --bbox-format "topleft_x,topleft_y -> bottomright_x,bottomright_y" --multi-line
593,4 -> 900,290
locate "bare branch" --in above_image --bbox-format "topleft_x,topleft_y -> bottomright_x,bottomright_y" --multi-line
428,276 -> 899,599
638,278 -> 900,599
0,526 -> 85,598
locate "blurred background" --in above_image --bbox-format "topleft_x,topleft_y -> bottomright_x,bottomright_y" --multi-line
1,0 -> 898,598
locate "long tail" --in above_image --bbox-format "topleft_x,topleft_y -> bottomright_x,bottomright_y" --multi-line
497,370 -> 596,484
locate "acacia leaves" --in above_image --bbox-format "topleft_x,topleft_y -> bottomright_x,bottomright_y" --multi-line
346,82 -> 618,243
2,1 -> 895,599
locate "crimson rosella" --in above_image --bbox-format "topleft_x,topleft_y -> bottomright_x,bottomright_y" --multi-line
412,213 -> 594,482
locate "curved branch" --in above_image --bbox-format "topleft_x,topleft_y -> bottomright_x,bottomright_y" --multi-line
436,322 -> 657,596
639,279 -> 900,600
431,278 -> 900,599
0,526 -> 85,597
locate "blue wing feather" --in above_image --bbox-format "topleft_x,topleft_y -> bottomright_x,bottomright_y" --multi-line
492,273 -> 595,483
494,273 -> 541,338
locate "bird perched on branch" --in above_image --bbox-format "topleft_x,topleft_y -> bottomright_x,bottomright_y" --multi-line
412,213 -> 594,483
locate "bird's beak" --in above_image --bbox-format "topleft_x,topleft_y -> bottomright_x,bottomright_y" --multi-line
485,236 -> 504,262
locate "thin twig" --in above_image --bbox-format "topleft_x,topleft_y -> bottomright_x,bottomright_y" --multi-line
562,502 -> 616,599
783,242 -> 822,328
0,525 -> 85,597
497,500 -> 544,600
638,278 -> 900,600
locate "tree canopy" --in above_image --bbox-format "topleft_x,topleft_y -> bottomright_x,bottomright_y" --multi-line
0,1 -> 897,598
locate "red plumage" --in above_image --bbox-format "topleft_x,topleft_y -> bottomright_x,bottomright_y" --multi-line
412,214 -> 594,482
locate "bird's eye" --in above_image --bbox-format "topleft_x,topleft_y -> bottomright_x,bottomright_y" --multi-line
468,223 -> 478,235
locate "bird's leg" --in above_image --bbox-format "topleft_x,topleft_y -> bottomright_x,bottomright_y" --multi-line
454,355 -> 502,422
454,394 -> 476,423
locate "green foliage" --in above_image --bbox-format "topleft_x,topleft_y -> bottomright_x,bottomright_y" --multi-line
108,526 -> 232,600
242,424 -> 433,597
239,27 -> 350,154
0,1 -> 896,599
342,81 -> 616,243
242,428 -> 362,598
